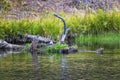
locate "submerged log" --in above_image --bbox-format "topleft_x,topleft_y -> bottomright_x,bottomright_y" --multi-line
60,47 -> 78,54
0,40 -> 24,50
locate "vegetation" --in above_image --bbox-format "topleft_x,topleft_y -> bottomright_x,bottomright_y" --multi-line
41,43 -> 68,53
0,10 -> 120,43
76,32 -> 120,47
0,1 -> 120,80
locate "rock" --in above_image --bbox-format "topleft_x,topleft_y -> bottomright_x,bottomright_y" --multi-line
60,48 -> 69,54
68,48 -> 78,53
60,47 -> 78,54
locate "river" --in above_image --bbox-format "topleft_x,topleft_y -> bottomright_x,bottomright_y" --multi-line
0,46 -> 120,80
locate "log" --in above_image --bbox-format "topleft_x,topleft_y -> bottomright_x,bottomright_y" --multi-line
25,34 -> 53,43
54,13 -> 71,43
25,34 -> 54,52
0,40 -> 24,50
30,36 -> 39,52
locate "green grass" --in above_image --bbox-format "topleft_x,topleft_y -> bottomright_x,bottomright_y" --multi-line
40,42 -> 68,53
0,10 -> 120,42
76,33 -> 120,47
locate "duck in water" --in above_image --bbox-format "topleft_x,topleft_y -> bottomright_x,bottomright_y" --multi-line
96,48 -> 104,54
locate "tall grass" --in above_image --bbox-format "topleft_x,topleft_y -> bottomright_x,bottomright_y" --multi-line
85,10 -> 120,34
76,33 -> 120,48
0,15 -> 63,40
0,10 -> 120,40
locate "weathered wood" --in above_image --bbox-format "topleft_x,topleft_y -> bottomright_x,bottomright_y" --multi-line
25,34 -> 54,52
60,27 -> 71,43
25,34 -> 53,43
30,36 -> 39,52
54,13 -> 71,43
0,40 -> 24,50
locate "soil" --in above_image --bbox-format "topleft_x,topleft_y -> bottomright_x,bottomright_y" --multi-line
0,0 -> 120,20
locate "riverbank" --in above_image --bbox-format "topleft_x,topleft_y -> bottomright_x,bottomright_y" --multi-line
0,10 -> 120,38
0,11 -> 120,49
76,33 -> 120,49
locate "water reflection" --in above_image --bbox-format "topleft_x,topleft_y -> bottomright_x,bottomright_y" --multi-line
31,52 -> 39,71
0,44 -> 120,80
30,51 -> 40,80
0,50 -> 21,57
49,55 -> 54,63
61,55 -> 68,80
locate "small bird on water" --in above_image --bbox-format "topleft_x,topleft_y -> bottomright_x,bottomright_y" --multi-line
96,48 -> 104,54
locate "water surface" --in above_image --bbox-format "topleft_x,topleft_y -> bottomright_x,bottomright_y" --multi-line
0,47 -> 120,80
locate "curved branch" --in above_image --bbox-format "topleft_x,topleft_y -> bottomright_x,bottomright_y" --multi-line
54,13 -> 66,34
54,13 -> 71,43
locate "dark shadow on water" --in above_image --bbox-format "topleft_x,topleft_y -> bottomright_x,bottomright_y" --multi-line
0,49 -> 21,57
30,51 -> 40,80
61,55 -> 68,80
30,52 -> 39,71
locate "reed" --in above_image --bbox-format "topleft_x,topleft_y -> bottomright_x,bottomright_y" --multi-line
76,32 -> 120,47
0,10 -> 120,42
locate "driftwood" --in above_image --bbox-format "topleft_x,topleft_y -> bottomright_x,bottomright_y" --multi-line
54,13 -> 71,43
29,36 -> 39,52
0,40 -> 104,54
25,34 -> 54,52
25,34 -> 53,43
0,40 -> 24,50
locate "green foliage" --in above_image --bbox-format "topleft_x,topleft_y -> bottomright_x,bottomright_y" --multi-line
76,33 -> 120,46
85,10 -> 120,34
43,43 -> 68,53
0,10 -> 120,40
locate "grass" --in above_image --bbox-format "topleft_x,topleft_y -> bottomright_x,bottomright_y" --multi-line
76,33 -> 120,47
0,10 -> 120,43
40,42 -> 68,53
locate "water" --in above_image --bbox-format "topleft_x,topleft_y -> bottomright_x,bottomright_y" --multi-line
0,47 -> 120,80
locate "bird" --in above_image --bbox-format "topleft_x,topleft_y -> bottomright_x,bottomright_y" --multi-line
96,48 -> 104,54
